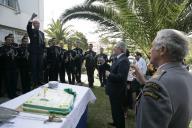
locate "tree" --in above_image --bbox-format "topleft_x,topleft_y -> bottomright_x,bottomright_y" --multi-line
60,0 -> 192,57
68,31 -> 88,50
44,19 -> 73,44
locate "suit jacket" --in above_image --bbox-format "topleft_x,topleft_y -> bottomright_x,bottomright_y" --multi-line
106,53 -> 130,99
136,63 -> 192,128
84,50 -> 96,68
73,47 -> 83,65
27,22 -> 45,55
47,45 -> 61,65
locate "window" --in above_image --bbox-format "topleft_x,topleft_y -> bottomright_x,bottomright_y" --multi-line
0,0 -> 17,9
0,0 -> 3,4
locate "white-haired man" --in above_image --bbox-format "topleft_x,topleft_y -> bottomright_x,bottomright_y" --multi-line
106,41 -> 130,128
134,29 -> 192,128
27,13 -> 45,87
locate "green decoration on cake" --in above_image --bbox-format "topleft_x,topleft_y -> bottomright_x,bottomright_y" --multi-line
22,87 -> 76,115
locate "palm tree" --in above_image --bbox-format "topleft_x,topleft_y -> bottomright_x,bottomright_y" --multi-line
60,0 -> 192,57
44,19 -> 73,44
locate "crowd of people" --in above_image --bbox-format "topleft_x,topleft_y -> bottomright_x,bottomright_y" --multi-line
0,13 -> 114,99
1,13 -> 192,128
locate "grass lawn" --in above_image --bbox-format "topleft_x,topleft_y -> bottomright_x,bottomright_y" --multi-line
87,87 -> 135,128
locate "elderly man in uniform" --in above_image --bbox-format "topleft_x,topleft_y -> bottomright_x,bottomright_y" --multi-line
106,41 -> 130,128
133,29 -> 192,128
27,13 -> 45,87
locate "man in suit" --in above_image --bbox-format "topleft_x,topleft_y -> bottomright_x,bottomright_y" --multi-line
84,43 -> 96,88
73,41 -> 83,84
106,41 -> 130,128
133,29 -> 192,128
27,13 -> 45,87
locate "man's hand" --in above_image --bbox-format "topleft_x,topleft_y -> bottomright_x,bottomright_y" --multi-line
105,71 -> 110,77
30,13 -> 37,20
131,64 -> 146,85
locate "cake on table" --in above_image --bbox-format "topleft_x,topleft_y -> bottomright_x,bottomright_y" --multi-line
22,87 -> 76,115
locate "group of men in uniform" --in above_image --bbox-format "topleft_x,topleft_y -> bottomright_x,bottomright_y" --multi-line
43,39 -> 84,85
43,42 -> 110,88
0,32 -> 111,99
0,34 -> 30,99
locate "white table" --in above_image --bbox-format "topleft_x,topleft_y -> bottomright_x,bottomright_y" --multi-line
0,83 -> 96,128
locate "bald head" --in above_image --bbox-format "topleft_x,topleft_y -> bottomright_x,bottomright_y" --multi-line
32,20 -> 40,30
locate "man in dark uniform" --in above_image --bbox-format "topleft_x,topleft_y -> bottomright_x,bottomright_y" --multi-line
133,29 -> 192,128
17,35 -> 31,93
59,42 -> 67,83
2,36 -> 18,98
27,13 -> 45,87
47,38 -> 60,81
84,43 -> 96,88
105,41 -> 130,128
65,43 -> 76,84
73,41 -> 83,84
96,47 -> 108,87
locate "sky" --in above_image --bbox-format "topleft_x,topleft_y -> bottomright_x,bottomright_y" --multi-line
44,0 -> 100,42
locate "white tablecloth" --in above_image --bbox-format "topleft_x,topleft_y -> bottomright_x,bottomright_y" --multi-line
0,83 -> 96,128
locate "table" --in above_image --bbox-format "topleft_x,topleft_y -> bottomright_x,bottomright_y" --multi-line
0,83 -> 96,128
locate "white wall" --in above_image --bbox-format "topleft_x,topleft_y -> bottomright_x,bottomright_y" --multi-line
0,0 -> 44,31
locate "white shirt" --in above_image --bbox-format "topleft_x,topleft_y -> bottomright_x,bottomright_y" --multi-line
136,57 -> 147,75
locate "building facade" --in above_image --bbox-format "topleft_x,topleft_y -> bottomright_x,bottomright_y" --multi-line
0,0 -> 44,45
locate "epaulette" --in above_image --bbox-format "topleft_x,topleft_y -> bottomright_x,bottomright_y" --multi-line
151,69 -> 166,81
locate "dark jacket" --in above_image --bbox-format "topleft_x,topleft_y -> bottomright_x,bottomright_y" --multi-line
106,54 -> 130,99
1,45 -> 18,70
17,44 -> 30,68
84,50 -> 96,68
47,45 -> 61,65
65,50 -> 76,68
27,22 -> 45,55
73,47 -> 83,66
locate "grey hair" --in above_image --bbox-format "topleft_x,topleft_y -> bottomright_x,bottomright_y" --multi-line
153,29 -> 189,62
115,41 -> 127,53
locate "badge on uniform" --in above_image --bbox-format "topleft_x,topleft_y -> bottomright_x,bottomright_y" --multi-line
143,82 -> 160,100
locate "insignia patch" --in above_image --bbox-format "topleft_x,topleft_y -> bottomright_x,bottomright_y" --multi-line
143,82 -> 160,100
143,91 -> 159,100
145,82 -> 160,90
